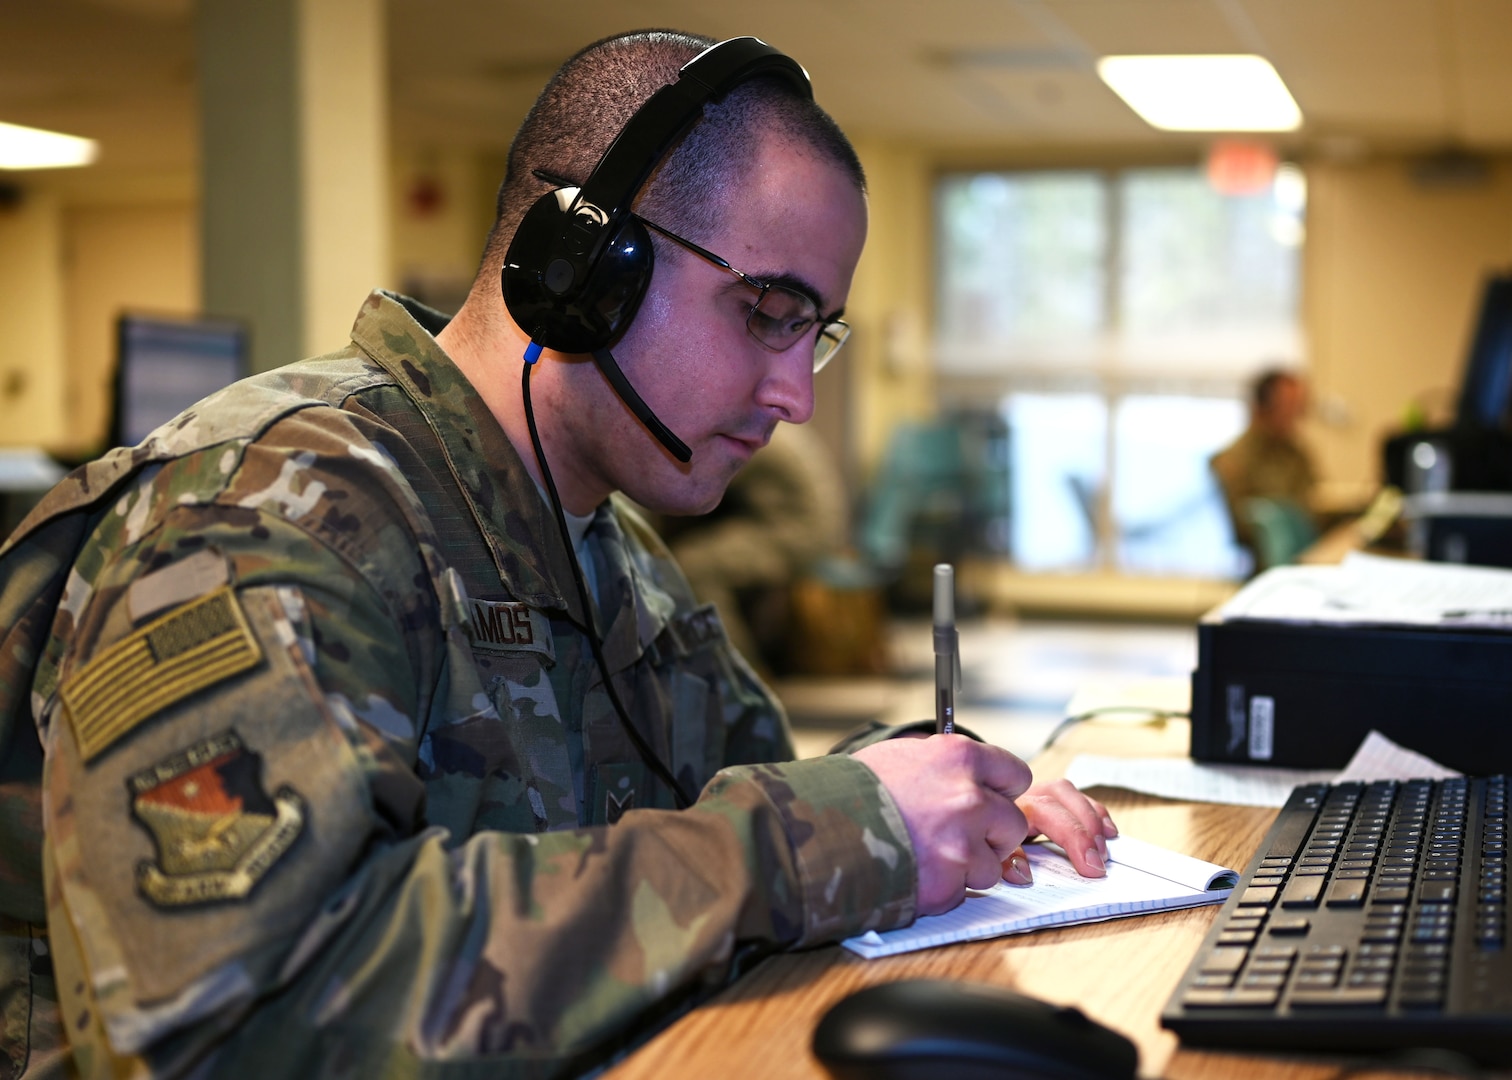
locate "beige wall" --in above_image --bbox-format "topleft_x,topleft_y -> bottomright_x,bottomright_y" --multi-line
0,191 -> 66,450
61,201 -> 199,457
848,139 -> 937,478
1306,158 -> 1512,486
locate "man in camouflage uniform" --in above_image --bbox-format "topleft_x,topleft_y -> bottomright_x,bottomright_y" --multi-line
0,30 -> 1115,1078
1212,368 -> 1319,565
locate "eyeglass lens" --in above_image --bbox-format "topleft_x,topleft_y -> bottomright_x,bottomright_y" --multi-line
750,285 -> 850,372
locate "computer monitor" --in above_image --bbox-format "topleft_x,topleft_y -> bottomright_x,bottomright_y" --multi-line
112,313 -> 248,448
1454,271 -> 1512,433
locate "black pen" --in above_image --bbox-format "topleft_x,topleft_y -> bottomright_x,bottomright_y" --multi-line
933,563 -> 958,735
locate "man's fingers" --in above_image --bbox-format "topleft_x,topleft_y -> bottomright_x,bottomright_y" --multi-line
1002,846 -> 1033,886
1019,779 -> 1110,878
965,840 -> 1008,891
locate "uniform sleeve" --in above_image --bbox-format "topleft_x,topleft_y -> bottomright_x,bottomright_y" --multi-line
42,441 -> 916,1077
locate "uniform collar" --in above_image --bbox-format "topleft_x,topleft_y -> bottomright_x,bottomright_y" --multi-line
350,290 -> 681,656
350,290 -> 585,622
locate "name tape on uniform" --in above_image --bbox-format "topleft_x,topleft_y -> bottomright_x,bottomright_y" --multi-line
467,599 -> 554,661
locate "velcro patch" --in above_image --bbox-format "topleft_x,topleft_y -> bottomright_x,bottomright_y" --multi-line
127,548 -> 230,623
467,599 -> 554,660
62,586 -> 264,762
668,604 -> 725,656
128,730 -> 305,907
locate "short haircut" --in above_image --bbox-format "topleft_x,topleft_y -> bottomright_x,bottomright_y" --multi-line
1253,368 -> 1300,411
479,30 -> 865,278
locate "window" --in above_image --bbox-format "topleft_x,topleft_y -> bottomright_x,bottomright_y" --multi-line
936,165 -> 1304,576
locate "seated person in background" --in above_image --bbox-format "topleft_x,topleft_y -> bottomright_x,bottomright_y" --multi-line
660,422 -> 846,677
1212,367 -> 1319,569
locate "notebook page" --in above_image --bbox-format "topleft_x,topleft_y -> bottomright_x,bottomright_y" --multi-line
843,837 -> 1234,959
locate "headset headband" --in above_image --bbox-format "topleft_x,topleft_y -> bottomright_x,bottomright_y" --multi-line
571,37 -> 811,239
500,36 -> 815,459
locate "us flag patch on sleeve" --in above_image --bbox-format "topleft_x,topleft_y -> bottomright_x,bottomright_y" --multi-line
62,585 -> 263,762
128,730 -> 305,907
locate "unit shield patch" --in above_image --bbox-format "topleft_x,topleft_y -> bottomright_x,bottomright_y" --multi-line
128,731 -> 305,906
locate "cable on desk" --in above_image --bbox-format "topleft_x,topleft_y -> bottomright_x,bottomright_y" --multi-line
1038,705 -> 1190,757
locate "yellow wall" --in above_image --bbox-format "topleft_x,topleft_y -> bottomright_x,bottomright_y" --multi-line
0,191 -> 66,449
61,201 -> 199,457
1306,158 -> 1512,486
848,139 -> 937,477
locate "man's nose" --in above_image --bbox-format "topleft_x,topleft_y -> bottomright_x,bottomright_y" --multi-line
756,341 -> 816,424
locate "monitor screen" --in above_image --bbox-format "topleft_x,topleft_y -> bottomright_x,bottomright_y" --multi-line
113,313 -> 248,448
1455,272 -> 1512,433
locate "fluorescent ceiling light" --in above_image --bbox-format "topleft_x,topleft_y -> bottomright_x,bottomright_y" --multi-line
0,121 -> 99,169
1097,55 -> 1302,132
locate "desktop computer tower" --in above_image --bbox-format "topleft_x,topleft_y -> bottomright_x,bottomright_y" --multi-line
1189,615 -> 1512,775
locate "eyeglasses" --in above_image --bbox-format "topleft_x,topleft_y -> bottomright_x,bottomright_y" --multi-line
637,216 -> 851,373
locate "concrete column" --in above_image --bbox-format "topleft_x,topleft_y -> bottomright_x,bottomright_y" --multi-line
196,0 -> 388,373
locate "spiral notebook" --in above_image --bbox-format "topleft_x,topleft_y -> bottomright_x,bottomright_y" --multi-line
842,835 -> 1238,960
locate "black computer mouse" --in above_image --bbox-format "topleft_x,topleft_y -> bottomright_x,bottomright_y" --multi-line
812,978 -> 1139,1080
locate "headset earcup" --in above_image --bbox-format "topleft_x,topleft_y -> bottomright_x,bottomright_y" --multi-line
502,194 -> 654,354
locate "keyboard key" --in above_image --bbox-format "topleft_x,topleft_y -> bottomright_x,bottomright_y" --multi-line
1293,971 -> 1342,989
1288,986 -> 1388,1007
1326,879 -> 1367,907
1305,944 -> 1346,959
1200,947 -> 1249,974
1182,988 -> 1280,1009
1248,958 -> 1293,975
1238,886 -> 1278,907
1419,882 -> 1457,903
1241,973 -> 1287,989
1254,945 -> 1298,961
1281,877 -> 1325,908
1268,917 -> 1310,935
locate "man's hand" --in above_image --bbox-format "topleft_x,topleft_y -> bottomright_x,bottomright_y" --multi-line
851,734 -> 1032,915
1012,777 -> 1118,882
851,737 -> 1119,915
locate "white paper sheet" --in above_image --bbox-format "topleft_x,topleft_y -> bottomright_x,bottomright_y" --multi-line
1062,729 -> 1459,806
1216,551 -> 1512,628
1063,755 -> 1336,807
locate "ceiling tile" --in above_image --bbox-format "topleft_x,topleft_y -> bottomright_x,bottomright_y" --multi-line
1039,0 -> 1247,55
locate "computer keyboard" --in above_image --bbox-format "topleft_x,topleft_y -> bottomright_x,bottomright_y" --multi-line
1162,776 -> 1512,1063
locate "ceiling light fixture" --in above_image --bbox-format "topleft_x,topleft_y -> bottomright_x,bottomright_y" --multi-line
1096,55 -> 1301,132
0,121 -> 99,170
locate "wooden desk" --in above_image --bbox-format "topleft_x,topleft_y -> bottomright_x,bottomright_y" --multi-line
604,721 -> 1461,1080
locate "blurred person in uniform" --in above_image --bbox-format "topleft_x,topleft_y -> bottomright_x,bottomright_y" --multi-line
661,421 -> 846,676
0,30 -> 1116,1078
1211,367 -> 1319,567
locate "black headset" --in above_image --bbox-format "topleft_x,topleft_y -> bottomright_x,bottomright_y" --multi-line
500,36 -> 812,463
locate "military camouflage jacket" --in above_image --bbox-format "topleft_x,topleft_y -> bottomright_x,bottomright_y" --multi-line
0,290 -> 917,1078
